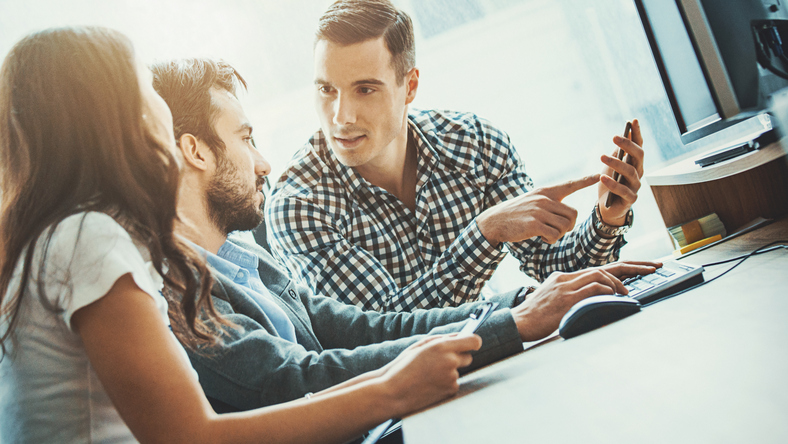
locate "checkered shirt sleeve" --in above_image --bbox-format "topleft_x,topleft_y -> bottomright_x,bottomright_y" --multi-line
492,142 -> 624,281
266,110 -> 624,312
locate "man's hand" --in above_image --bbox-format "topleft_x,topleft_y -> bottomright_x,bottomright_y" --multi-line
598,119 -> 645,226
512,260 -> 661,342
477,174 -> 601,245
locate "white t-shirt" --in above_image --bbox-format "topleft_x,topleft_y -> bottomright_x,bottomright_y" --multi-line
0,212 -> 196,443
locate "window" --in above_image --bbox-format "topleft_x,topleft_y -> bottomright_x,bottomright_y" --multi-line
0,0 -> 679,269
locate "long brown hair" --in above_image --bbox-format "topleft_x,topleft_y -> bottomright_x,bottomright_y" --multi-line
0,26 -> 221,357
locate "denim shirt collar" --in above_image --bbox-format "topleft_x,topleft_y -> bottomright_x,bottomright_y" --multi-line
190,240 -> 258,279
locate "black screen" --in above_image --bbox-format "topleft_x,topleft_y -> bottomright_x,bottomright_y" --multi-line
636,0 -> 788,145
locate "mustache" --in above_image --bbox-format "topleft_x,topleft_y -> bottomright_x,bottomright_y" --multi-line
257,175 -> 270,193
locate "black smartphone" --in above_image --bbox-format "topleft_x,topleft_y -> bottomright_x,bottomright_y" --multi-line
459,301 -> 498,335
604,121 -> 633,208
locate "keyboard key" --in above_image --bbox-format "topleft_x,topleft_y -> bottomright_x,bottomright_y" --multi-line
656,269 -> 675,277
641,274 -> 665,285
631,281 -> 654,291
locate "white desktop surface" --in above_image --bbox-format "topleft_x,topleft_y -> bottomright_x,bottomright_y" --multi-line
403,222 -> 788,443
645,139 -> 787,186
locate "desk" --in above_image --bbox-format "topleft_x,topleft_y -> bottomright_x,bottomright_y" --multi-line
403,218 -> 788,443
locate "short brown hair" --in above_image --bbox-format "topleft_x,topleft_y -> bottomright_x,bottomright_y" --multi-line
316,0 -> 415,83
150,59 -> 246,152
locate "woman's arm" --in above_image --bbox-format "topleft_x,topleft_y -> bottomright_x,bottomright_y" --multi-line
72,273 -> 480,444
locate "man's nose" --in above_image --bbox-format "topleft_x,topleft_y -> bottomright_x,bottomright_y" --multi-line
333,94 -> 356,126
251,148 -> 271,177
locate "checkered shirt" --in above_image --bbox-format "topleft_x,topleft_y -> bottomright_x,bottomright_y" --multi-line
266,109 -> 624,312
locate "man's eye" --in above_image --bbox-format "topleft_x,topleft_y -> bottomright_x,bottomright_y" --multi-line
359,87 -> 374,94
244,136 -> 256,148
318,85 -> 333,94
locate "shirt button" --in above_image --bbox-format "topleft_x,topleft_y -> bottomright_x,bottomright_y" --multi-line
288,289 -> 298,300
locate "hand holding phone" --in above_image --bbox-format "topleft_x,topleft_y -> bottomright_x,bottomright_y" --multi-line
604,121 -> 633,208
363,306 -> 495,444
459,301 -> 498,335
362,301 -> 498,444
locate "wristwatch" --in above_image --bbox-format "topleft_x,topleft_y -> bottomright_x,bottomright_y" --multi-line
514,286 -> 537,306
592,204 -> 633,237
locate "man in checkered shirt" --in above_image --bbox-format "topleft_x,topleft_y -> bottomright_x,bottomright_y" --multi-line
267,0 -> 646,312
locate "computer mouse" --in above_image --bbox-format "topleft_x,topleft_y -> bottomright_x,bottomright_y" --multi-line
558,295 -> 641,339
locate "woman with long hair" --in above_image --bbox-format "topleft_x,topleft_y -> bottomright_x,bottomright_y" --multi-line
0,26 -> 481,443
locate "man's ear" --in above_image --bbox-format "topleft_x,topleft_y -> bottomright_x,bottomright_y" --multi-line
405,67 -> 419,105
178,133 -> 211,171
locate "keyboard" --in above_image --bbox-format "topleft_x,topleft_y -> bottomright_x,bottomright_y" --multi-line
622,261 -> 705,304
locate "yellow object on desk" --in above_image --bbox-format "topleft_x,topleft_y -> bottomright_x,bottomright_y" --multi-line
668,213 -> 726,247
673,234 -> 723,256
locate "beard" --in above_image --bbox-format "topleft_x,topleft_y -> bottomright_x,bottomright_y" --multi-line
206,152 -> 265,235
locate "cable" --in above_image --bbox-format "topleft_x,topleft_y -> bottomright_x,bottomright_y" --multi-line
755,25 -> 788,80
701,244 -> 788,267
642,240 -> 788,308
759,54 -> 788,80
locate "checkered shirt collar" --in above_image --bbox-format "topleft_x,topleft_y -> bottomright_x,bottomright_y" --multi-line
311,111 -> 478,200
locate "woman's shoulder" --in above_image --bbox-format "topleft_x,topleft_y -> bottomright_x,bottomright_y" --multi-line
54,211 -> 131,239
37,211 -> 149,284
35,211 -> 163,329
43,211 -> 139,258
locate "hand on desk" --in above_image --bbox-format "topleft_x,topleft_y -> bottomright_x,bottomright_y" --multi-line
477,174 -> 600,245
598,119 -> 645,226
513,260 -> 661,342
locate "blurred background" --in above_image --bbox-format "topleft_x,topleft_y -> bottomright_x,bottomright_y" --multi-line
1,0 -> 695,289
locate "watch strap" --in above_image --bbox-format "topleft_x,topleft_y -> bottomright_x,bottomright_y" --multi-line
593,204 -> 633,237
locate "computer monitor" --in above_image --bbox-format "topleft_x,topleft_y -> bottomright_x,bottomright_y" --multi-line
635,0 -> 788,146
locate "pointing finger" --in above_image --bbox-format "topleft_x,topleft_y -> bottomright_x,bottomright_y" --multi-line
539,174 -> 601,201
